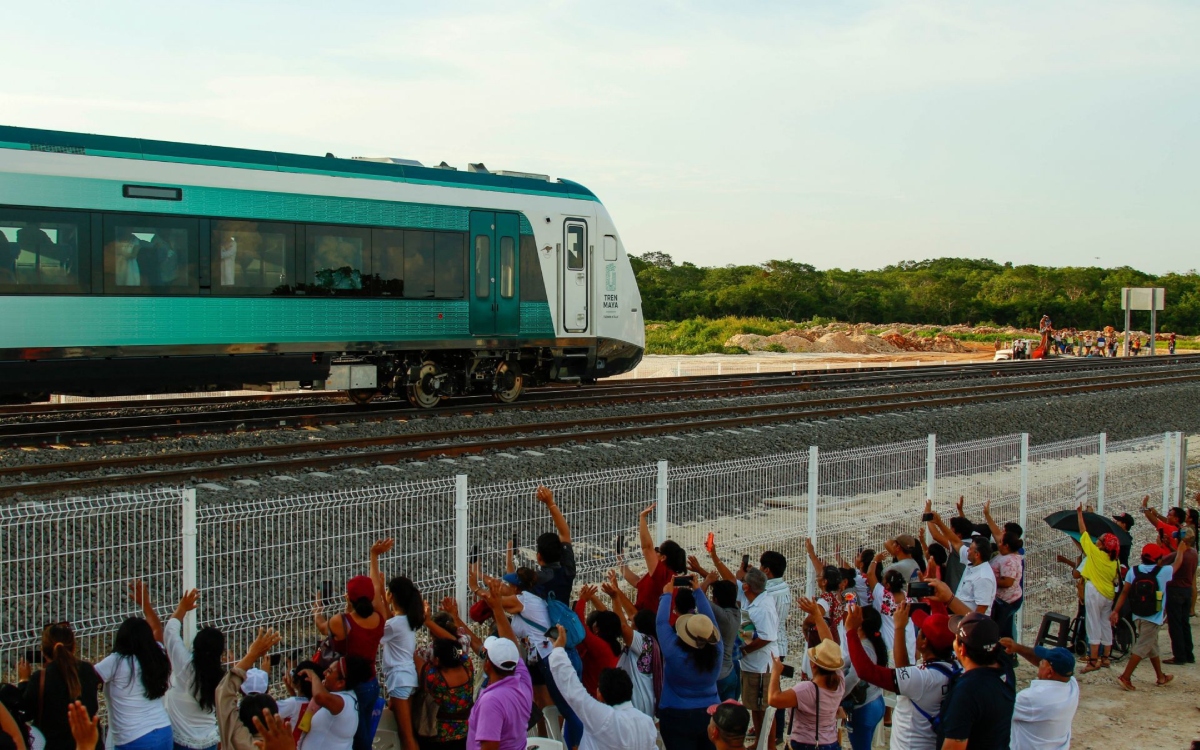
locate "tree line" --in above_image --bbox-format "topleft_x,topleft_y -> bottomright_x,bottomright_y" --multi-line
630,254 -> 1200,334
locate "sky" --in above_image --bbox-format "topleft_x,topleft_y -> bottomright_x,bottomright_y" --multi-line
2,1 -> 1198,274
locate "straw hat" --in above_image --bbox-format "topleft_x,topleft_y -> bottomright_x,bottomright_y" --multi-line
808,639 -> 844,671
675,613 -> 718,649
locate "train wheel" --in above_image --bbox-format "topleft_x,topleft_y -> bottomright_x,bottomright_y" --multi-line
406,361 -> 443,409
492,362 -> 524,404
346,389 -> 377,405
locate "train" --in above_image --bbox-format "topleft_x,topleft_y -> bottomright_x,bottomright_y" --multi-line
0,125 -> 645,406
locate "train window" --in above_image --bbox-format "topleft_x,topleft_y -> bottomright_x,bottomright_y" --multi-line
103,215 -> 198,294
603,235 -> 618,261
212,220 -> 293,294
474,235 -> 490,299
403,230 -> 435,298
519,236 -> 547,302
566,224 -> 585,270
0,208 -> 90,293
434,232 -> 465,299
499,236 -> 515,299
372,229 -> 405,296
307,225 -> 369,293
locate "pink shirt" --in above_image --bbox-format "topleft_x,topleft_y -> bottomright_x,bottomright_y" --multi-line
990,553 -> 1023,604
788,681 -> 844,747
466,659 -> 532,750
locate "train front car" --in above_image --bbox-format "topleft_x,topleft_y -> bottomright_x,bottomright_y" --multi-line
0,126 -> 643,405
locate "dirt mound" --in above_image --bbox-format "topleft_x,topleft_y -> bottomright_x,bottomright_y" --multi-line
725,333 -> 816,352
928,333 -> 968,353
882,332 -> 924,351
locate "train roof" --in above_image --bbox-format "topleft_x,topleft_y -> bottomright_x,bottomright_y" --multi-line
0,125 -> 599,202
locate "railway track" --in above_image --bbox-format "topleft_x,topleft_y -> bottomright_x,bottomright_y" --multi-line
3,361 -> 1198,499
1,355 -> 1191,448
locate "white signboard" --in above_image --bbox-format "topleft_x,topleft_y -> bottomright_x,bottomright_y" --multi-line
1121,287 -> 1165,311
1075,471 -> 1088,508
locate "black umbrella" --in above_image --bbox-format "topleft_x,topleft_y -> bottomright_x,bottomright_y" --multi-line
1044,510 -> 1133,548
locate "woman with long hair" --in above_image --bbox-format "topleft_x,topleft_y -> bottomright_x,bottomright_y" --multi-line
19,621 -> 102,750
574,585 -> 623,695
154,588 -> 224,750
96,581 -> 173,750
414,638 -> 474,750
315,545 -> 388,750
372,538 -> 427,750
883,534 -> 926,582
769,598 -> 845,750
865,562 -> 917,660
602,574 -> 662,718
841,605 -> 888,750
657,577 -> 722,750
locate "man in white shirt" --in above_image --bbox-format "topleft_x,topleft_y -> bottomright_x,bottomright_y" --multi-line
548,632 -> 658,750
954,536 -> 998,615
1000,639 -> 1079,750
733,568 -> 779,742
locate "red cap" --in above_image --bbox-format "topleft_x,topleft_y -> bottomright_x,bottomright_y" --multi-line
1098,533 -> 1120,555
1141,544 -> 1167,562
346,575 -> 375,602
911,609 -> 955,651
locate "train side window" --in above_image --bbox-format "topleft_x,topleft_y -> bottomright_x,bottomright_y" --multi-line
402,230 -> 435,298
565,224 -> 585,270
434,232 -> 465,299
0,208 -> 90,293
373,229 -> 405,296
212,220 -> 294,295
103,215 -> 198,294
499,236 -> 515,299
519,236 -> 547,302
603,235 -> 618,261
307,225 -> 369,293
474,235 -> 490,299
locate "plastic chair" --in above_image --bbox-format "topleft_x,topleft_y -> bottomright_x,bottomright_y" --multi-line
755,706 -> 778,750
527,740 -> 565,750
372,709 -> 401,750
1035,611 -> 1072,649
539,704 -> 564,742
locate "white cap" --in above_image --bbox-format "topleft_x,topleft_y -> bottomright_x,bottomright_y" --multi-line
482,636 -> 521,671
242,667 -> 269,695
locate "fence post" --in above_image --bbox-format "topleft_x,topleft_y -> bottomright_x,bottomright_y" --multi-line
1017,434 -> 1029,640
656,460 -> 669,545
1162,432 -> 1173,514
925,434 -> 937,500
806,446 -> 819,598
1097,433 -> 1107,514
455,475 -> 469,616
181,488 -> 198,645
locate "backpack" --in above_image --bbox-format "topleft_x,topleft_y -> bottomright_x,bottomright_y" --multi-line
519,593 -> 586,649
908,661 -> 961,734
1129,565 -> 1164,618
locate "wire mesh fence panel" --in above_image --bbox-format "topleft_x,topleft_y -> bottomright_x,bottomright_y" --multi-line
1103,434 -> 1171,556
196,479 -> 458,660
468,464 -> 659,586
1019,436 -> 1103,640
934,434 -> 1024,521
0,488 -> 185,674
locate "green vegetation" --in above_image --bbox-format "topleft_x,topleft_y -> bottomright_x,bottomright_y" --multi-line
632,254 -> 1200,335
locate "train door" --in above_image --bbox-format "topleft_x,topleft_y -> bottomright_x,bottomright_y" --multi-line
562,219 -> 588,332
469,211 -> 521,337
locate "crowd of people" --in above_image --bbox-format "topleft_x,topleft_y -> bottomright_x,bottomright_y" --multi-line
1,487 -> 1197,750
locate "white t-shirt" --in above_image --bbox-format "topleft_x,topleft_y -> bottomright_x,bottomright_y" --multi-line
95,649 -> 172,747
510,592 -> 555,659
616,631 -> 656,718
870,585 -> 918,662
162,619 -> 221,749
736,588 -> 780,674
890,661 -> 955,750
276,696 -> 308,726
955,562 -> 997,615
1010,677 -> 1079,750
300,691 -> 358,750
854,573 -> 872,606
841,638 -> 884,707
382,615 -> 419,688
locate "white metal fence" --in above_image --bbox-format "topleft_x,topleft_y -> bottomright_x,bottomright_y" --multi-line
0,431 -> 1190,676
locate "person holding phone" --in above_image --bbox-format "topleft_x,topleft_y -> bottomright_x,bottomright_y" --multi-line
767,600 -> 843,750
628,503 -> 688,612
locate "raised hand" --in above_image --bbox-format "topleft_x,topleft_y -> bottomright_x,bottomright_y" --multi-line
371,538 -> 396,557
127,579 -> 150,606
536,486 -> 555,506
579,584 -> 599,602
252,709 -> 297,750
956,496 -> 965,517
639,502 -> 656,518
843,602 -> 862,632
67,701 -> 100,750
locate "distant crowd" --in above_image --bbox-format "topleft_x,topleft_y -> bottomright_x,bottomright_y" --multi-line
1,487 -> 1198,750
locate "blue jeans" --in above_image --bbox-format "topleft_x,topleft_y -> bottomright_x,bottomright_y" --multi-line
717,662 -> 741,701
537,653 -> 584,749
660,707 -> 717,750
353,676 -> 381,750
847,695 -> 885,750
115,726 -> 172,750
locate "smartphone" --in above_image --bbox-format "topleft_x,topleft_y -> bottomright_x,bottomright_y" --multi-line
908,581 -> 934,599
740,554 -> 750,572
780,665 -> 796,679
23,649 -> 40,665
843,591 -> 858,606
704,532 -> 715,553
511,534 -> 519,550
270,653 -> 283,668
470,544 -> 480,565
321,580 -> 334,604
615,534 -> 625,554
921,512 -> 934,522
544,625 -> 562,641
910,601 -> 932,616
673,575 -> 694,588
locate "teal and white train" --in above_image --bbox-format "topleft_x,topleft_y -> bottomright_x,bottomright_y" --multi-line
0,125 -> 644,405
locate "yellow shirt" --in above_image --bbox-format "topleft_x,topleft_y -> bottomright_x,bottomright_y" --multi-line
1079,532 -> 1118,599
